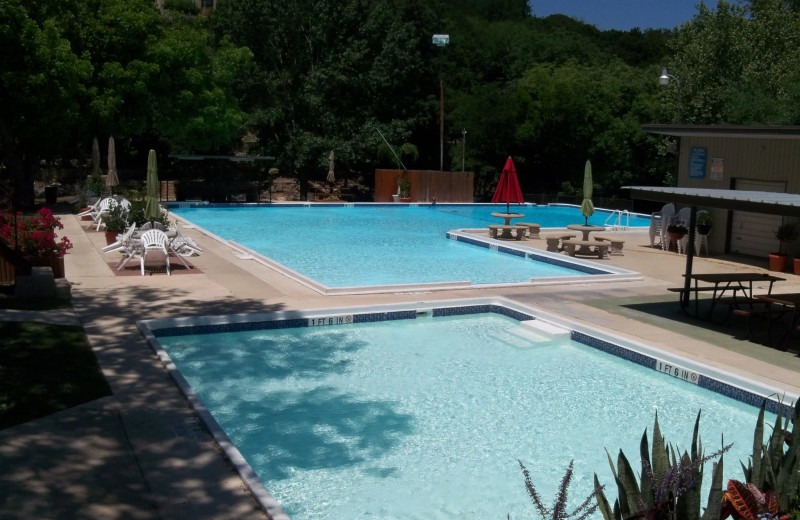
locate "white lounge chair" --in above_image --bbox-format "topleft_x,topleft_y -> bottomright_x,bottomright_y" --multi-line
85,197 -> 117,231
77,198 -> 102,218
139,229 -> 171,276
170,222 -> 203,257
102,223 -> 136,254
649,203 -> 675,248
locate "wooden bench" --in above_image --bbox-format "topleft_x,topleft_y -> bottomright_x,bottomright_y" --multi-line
543,233 -> 576,252
562,239 -> 608,259
488,224 -> 526,240
594,236 -> 625,256
732,306 -> 790,342
515,222 -> 541,239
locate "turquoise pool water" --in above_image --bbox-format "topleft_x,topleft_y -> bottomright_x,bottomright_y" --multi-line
170,204 -> 647,287
155,312 -> 768,520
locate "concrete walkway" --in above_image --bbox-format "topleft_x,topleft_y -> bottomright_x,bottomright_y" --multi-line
2,214 -> 799,520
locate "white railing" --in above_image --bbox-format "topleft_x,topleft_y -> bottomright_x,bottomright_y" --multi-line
604,209 -> 630,231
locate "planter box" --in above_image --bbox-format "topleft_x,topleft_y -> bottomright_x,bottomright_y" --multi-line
28,255 -> 65,279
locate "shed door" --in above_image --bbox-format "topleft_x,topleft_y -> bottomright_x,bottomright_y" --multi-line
729,179 -> 785,256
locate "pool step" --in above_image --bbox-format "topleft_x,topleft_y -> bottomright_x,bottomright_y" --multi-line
520,320 -> 571,339
493,320 -> 570,347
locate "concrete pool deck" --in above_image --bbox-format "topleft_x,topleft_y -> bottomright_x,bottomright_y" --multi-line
1,214 -> 799,520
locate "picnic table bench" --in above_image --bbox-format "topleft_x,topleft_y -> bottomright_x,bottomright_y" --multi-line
593,236 -> 625,255
562,239 -> 608,259
515,222 -> 541,238
543,233 -> 576,252
488,224 -> 527,240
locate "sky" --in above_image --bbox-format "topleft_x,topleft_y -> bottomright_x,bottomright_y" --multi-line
530,0 -> 706,31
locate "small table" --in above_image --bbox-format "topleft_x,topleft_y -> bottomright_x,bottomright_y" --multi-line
566,224 -> 605,241
491,212 -> 524,225
753,292 -> 800,349
490,212 -> 524,238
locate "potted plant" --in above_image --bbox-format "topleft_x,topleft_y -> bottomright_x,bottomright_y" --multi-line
696,211 -> 714,235
770,222 -> 797,272
102,203 -> 130,245
398,176 -> 411,202
666,216 -> 688,240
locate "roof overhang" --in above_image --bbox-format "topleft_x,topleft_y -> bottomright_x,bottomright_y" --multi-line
169,155 -> 275,162
642,124 -> 800,140
623,186 -> 800,217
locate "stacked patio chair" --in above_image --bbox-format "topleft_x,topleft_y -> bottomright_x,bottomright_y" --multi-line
649,202 -> 675,249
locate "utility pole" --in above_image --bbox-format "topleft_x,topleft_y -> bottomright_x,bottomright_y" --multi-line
433,34 -> 449,171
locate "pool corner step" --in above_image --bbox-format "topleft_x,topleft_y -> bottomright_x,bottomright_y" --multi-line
520,319 -> 571,338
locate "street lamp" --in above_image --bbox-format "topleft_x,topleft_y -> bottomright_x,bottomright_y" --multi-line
433,34 -> 449,171
461,128 -> 467,172
658,67 -> 682,124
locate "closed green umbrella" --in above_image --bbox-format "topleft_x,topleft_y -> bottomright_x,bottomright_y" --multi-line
580,159 -> 595,225
144,149 -> 160,223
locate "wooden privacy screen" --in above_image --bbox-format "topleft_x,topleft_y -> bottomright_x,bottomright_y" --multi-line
374,169 -> 474,203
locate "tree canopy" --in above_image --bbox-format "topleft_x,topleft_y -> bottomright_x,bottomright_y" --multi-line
3,0 -> 799,206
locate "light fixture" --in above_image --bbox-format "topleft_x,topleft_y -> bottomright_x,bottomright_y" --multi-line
658,68 -> 682,124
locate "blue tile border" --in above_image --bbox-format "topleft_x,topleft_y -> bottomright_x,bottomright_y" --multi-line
150,304 -> 793,417
446,232 -> 607,275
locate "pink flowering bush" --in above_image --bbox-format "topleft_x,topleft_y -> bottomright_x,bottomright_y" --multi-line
0,208 -> 73,257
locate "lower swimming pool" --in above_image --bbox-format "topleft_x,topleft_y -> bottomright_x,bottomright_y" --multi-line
168,203 -> 644,293
141,298 -> 792,520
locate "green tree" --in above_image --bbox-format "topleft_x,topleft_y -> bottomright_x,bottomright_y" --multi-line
669,0 -> 800,125
211,0 -> 439,197
0,0 -> 92,208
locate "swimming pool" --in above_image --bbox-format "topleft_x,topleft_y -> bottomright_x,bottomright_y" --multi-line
140,297 -> 794,520
168,203 -> 644,293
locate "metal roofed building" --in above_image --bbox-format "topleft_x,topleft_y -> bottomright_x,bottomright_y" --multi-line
640,124 -> 800,259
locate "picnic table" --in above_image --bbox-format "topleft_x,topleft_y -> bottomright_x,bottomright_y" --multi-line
753,292 -> 800,350
668,272 -> 784,320
490,212 -> 525,239
565,225 -> 605,255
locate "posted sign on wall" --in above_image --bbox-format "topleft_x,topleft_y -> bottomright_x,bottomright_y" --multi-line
689,146 -> 707,179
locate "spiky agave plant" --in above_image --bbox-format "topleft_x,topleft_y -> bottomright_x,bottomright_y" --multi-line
518,459 -> 605,520
594,410 -> 731,520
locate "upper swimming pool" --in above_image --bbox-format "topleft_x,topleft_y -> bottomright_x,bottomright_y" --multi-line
169,203 -> 645,293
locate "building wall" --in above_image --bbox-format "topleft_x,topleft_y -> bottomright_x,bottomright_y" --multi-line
678,137 -> 800,192
676,136 -> 800,256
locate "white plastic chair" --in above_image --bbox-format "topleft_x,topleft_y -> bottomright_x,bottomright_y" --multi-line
672,207 -> 692,254
102,223 -> 136,254
652,203 -> 675,250
680,210 -> 711,256
139,229 -> 170,276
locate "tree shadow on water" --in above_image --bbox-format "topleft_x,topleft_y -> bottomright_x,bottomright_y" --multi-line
196,331 -> 369,382
225,385 -> 414,482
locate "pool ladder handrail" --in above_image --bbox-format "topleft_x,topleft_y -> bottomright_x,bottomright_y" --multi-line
604,209 -> 629,231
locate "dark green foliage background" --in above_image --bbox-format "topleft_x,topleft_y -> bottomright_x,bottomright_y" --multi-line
2,0 -> 799,205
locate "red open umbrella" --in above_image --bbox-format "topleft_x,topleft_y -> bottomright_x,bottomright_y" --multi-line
491,156 -> 524,213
